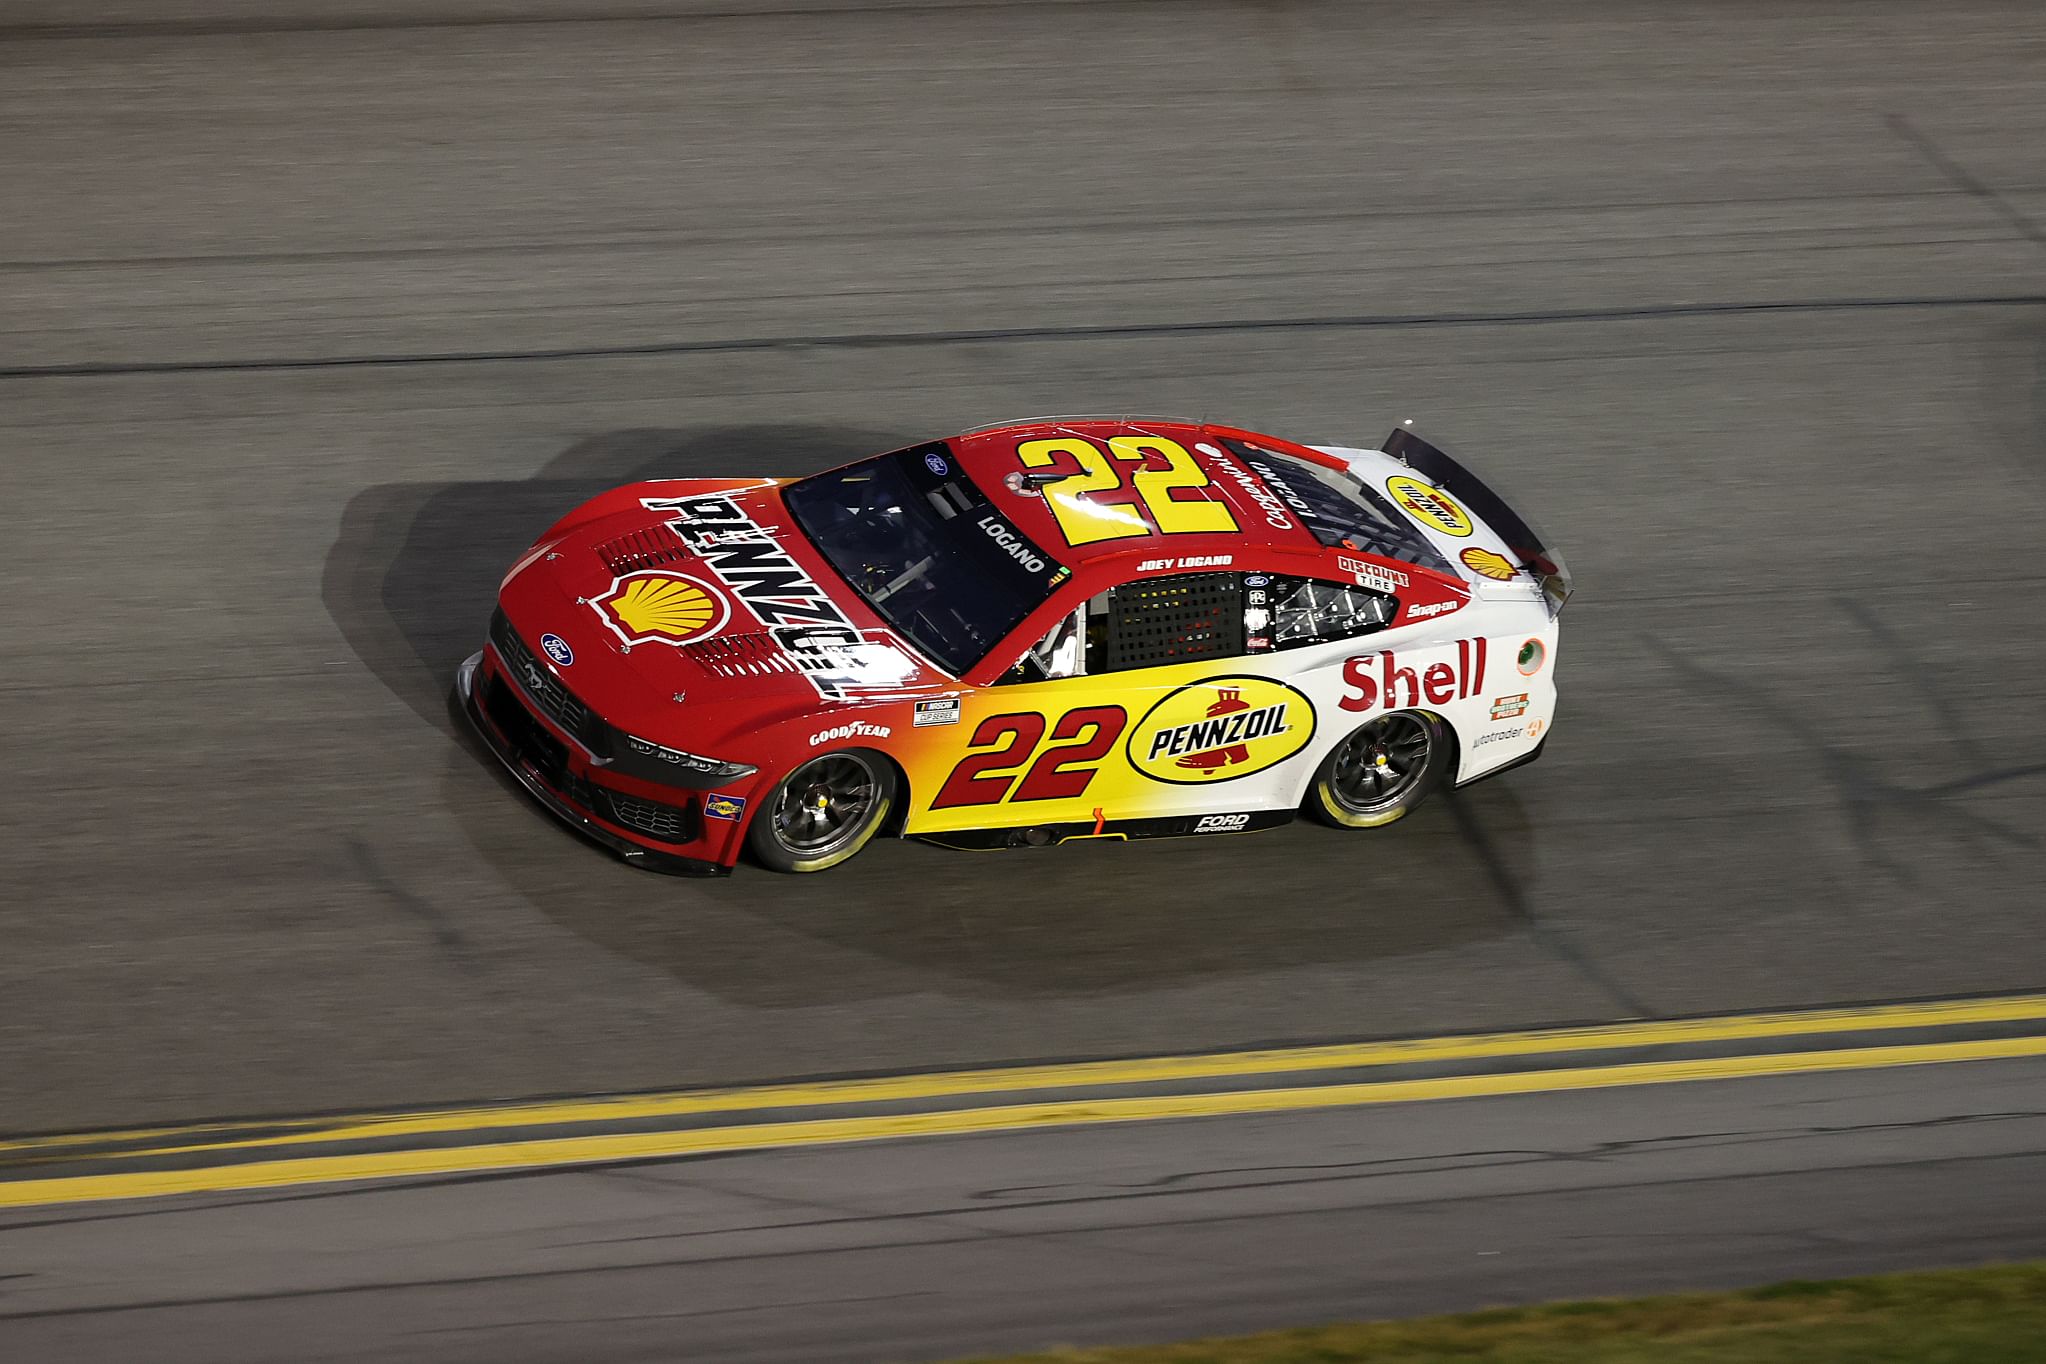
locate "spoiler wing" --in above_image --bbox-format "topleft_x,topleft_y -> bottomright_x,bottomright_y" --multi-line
1381,420 -> 1574,617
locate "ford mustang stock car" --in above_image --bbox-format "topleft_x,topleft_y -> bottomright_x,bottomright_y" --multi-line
456,418 -> 1571,874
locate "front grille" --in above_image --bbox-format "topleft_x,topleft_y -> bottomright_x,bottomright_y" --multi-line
597,525 -> 691,576
491,610 -> 593,740
482,671 -> 572,790
597,789 -> 694,842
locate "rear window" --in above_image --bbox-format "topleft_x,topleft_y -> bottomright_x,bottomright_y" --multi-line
1221,441 -> 1451,572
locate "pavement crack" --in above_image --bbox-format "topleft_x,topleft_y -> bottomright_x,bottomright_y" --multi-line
1641,601 -> 2044,886
1886,114 -> 2046,249
346,837 -> 482,977
6,294 -> 2046,382
1443,789 -> 1656,1019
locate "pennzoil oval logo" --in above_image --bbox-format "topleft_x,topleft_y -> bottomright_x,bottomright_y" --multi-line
1386,476 -> 1474,538
1128,677 -> 1316,785
591,571 -> 729,646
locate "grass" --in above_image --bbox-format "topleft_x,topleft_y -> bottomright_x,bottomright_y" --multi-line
954,1263 -> 2046,1364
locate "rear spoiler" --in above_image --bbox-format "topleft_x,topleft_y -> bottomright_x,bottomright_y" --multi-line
1381,420 -> 1574,617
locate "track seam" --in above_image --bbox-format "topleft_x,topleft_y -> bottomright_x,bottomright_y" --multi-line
3,293 -> 2043,382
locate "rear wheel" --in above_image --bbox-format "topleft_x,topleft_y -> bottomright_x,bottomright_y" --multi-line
746,750 -> 895,873
1305,711 -> 1449,828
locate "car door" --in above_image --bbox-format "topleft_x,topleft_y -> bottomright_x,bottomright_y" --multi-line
897,570 -> 1329,841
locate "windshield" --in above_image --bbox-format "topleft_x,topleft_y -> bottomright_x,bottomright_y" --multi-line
1220,440 -> 1453,573
783,443 -> 1065,676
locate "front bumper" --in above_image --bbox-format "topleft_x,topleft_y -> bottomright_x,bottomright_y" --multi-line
456,650 -> 733,877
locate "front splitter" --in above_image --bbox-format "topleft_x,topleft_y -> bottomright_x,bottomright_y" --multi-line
455,650 -> 730,877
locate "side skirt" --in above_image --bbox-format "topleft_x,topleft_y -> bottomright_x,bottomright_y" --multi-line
1453,732 -> 1548,789
914,809 -> 1295,852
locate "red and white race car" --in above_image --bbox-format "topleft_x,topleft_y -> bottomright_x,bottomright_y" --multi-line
457,418 -> 1571,874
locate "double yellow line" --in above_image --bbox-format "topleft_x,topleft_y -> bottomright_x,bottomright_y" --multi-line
5,993 -> 2043,1210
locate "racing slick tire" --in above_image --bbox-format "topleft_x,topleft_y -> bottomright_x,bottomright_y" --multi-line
1305,710 -> 1451,829
746,749 -> 896,873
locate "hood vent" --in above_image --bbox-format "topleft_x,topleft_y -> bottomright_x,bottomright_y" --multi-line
680,632 -> 802,678
596,526 -> 691,577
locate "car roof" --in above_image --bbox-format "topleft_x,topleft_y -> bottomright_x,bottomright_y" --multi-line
942,416 -> 1343,572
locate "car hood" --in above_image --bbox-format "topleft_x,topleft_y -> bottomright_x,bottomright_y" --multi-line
497,479 -> 952,750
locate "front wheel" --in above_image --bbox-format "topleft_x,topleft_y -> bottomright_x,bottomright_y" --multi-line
746,750 -> 895,873
1305,711 -> 1450,829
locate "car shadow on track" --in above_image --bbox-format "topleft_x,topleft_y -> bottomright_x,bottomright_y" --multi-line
328,426 -> 1535,1004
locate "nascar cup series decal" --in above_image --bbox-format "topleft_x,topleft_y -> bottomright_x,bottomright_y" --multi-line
1385,476 -> 1474,538
590,571 -> 730,646
1128,677 -> 1315,785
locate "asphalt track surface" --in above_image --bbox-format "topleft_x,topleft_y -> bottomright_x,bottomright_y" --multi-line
1,0 -> 2044,1355
7,1057 -> 2046,1362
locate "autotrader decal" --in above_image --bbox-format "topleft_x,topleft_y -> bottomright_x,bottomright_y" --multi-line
1386,476 -> 1474,538
1127,677 -> 1315,785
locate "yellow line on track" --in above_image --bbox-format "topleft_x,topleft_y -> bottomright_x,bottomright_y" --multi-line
5,1032 -> 2043,1210
6,992 -> 2044,1163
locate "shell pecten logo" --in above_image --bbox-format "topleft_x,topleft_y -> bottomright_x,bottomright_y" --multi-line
591,571 -> 729,646
1128,676 -> 1316,785
1386,476 -> 1474,538
1459,546 -> 1518,581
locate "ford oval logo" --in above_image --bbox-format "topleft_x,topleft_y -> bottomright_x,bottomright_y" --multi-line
924,451 -> 949,476
540,633 -> 574,667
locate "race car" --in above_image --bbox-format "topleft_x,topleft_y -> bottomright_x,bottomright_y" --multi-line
456,417 -> 1571,875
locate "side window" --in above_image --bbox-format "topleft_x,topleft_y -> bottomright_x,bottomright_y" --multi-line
1002,571 -> 1241,683
1003,570 -> 1396,684
1094,572 -> 1243,673
1252,575 -> 1395,651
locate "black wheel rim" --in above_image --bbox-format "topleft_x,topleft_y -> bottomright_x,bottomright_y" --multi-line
1328,714 -> 1431,815
771,753 -> 881,858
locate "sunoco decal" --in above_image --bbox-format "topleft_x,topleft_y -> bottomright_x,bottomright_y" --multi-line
590,571 -> 730,646
1386,476 -> 1474,538
641,495 -> 893,699
1128,676 -> 1315,785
